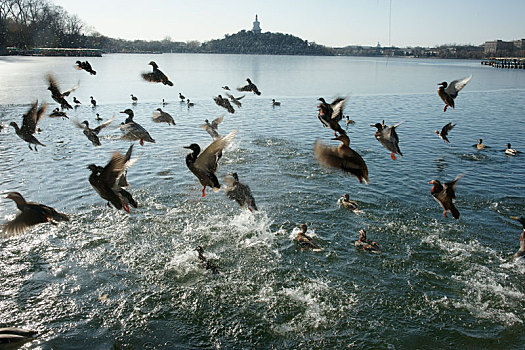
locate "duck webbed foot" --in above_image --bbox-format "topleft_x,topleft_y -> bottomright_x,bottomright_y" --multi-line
140,139 -> 144,146
201,187 -> 207,197
443,210 -> 448,218
443,105 -> 448,112
122,203 -> 130,213
390,152 -> 396,160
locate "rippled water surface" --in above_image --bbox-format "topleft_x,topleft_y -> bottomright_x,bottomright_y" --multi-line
0,54 -> 524,349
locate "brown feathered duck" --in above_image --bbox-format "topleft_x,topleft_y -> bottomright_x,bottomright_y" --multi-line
119,109 -> 155,146
435,122 -> 456,144
317,96 -> 347,136
87,145 -> 138,213
214,95 -> 235,114
437,75 -> 472,112
75,117 -> 114,146
75,60 -> 96,75
314,133 -> 369,184
510,216 -> 525,262
337,193 -> 360,212
371,120 -> 404,160
201,116 -> 223,140
355,229 -> 381,253
184,129 -> 237,197
10,101 -> 47,151
226,93 -> 245,108
473,138 -> 487,150
152,108 -> 175,125
428,174 -> 463,219
237,78 -> 261,95
0,327 -> 37,346
224,172 -> 258,212
141,61 -> 173,86
295,224 -> 321,251
2,192 -> 69,236
196,246 -> 220,275
47,74 -> 77,110
49,107 -> 68,119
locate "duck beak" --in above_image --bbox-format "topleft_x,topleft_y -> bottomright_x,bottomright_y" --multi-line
427,181 -> 433,184
511,216 -> 518,220
369,124 -> 375,127
183,146 -> 191,149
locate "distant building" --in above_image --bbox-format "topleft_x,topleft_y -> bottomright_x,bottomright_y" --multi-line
252,15 -> 261,34
484,40 -> 516,55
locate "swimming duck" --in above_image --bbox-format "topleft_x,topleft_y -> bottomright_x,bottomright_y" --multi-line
224,172 -> 258,212
474,138 -> 486,150
226,93 -> 245,108
162,98 -> 168,106
195,246 -> 220,275
237,78 -> 261,95
130,94 -> 138,104
75,117 -> 114,146
510,216 -> 525,261
214,95 -> 235,114
49,107 -> 68,119
10,101 -> 47,151
90,96 -> 97,108
179,92 -> 185,102
505,143 -> 517,155
345,116 -> 355,126
0,327 -> 37,346
152,108 -> 175,125
2,192 -> 69,235
314,133 -> 369,184
187,99 -> 195,108
272,99 -> 281,107
295,224 -> 321,251
317,97 -> 347,136
141,61 -> 173,86
201,116 -> 223,140
354,229 -> 380,253
428,174 -> 463,219
437,75 -> 472,112
46,74 -> 76,110
371,120 -> 404,160
73,97 -> 81,106
87,147 -> 138,213
435,122 -> 456,144
184,129 -> 237,197
337,193 -> 360,212
222,86 -> 230,91
75,60 -> 96,75
119,109 -> 155,146
95,113 -> 103,121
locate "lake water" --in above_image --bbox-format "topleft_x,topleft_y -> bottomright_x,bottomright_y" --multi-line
0,54 -> 524,349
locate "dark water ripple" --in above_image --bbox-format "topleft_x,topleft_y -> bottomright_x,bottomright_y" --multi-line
0,55 -> 524,349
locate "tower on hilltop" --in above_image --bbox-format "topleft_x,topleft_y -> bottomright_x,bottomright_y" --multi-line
252,14 -> 261,34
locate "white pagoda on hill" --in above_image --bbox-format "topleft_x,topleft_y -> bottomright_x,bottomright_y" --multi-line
252,15 -> 261,34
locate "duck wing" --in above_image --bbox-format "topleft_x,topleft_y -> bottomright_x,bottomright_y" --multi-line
330,96 -> 348,122
194,129 -> 237,173
93,116 -> 114,134
61,81 -> 79,97
100,153 -> 128,188
445,75 -> 472,99
118,144 -> 134,187
314,140 -> 369,183
21,101 -> 46,135
444,174 -> 463,199
211,116 -> 224,129
442,122 -> 455,135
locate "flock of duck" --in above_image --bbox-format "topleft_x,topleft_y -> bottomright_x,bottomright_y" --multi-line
1,59 -> 524,345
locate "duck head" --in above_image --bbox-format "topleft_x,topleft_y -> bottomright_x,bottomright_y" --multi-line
9,121 -> 18,130
156,108 -> 162,112
434,130 -> 440,135
511,216 -> 525,229
478,139 -> 483,144
506,143 -> 512,148
82,120 -> 89,127
120,109 -> 134,117
6,192 -> 26,204
87,164 -> 100,173
298,224 -> 307,233
228,172 -> 239,181
438,82 -> 448,88
359,229 -> 366,241
183,143 -> 201,154
370,122 -> 383,131
246,78 -> 252,83
204,119 -> 209,124
195,246 -> 205,254
342,193 -> 350,201
148,61 -> 159,69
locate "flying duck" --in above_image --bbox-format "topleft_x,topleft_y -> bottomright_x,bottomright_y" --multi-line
317,96 -> 347,136
510,216 -> 525,262
152,108 -> 175,125
130,94 -> 138,103
179,92 -> 185,102
75,60 -> 96,75
46,74 -> 76,110
371,120 -> 404,160
10,101 -> 47,151
337,193 -> 360,212
2,192 -> 69,236
214,95 -> 235,114
435,122 -> 456,144
201,116 -> 223,140
222,86 -> 230,91
141,61 -> 173,86
314,133 -> 369,184
75,117 -> 114,146
226,93 -> 245,108
295,224 -> 321,251
237,78 -> 261,95
87,146 -> 138,213
437,75 -> 472,112
224,172 -> 258,211
355,229 -> 380,253
505,143 -> 517,155
272,99 -> 281,107
49,107 -> 68,119
195,246 -> 220,275
119,109 -> 155,145
428,174 -> 463,219
0,327 -> 37,346
184,129 -> 237,197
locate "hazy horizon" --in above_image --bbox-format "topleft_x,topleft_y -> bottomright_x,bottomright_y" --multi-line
51,0 -> 525,48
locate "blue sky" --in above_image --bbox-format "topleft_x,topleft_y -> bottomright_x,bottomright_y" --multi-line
53,0 -> 525,47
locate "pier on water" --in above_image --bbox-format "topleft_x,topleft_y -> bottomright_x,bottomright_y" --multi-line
481,57 -> 525,69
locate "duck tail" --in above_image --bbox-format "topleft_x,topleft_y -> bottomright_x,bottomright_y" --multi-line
450,205 -> 460,220
53,211 -> 70,222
